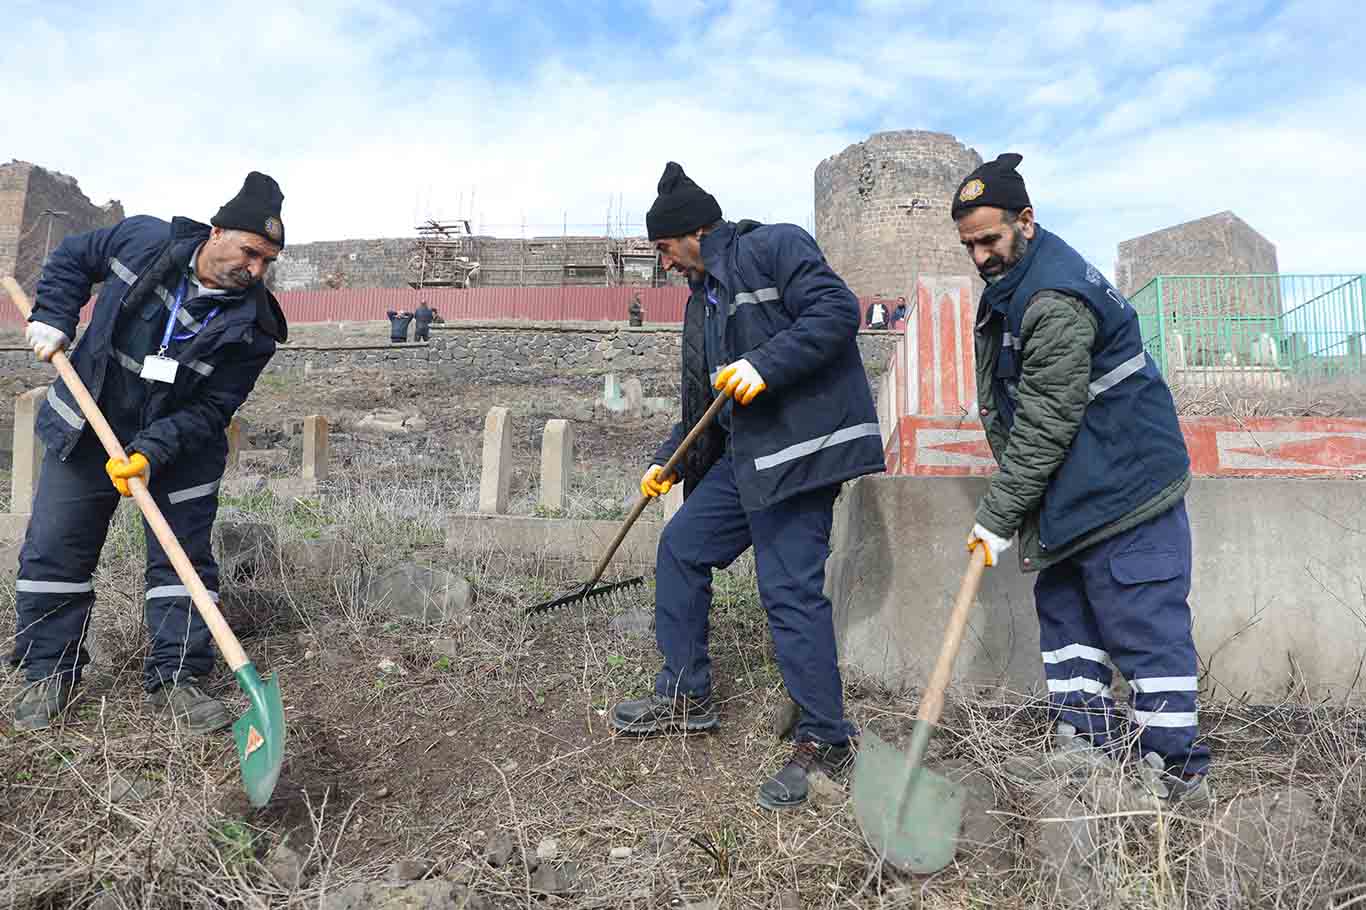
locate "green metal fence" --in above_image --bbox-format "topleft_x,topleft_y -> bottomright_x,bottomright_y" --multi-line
1131,274 -> 1366,384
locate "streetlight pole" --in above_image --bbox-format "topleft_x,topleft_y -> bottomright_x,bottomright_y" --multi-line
41,209 -> 69,265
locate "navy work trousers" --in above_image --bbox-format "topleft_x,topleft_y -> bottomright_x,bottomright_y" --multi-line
10,430 -> 225,692
653,453 -> 854,744
1034,499 -> 1211,778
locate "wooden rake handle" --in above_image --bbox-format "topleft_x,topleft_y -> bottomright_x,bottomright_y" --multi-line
3,276 -> 250,671
915,544 -> 988,726
581,392 -> 729,590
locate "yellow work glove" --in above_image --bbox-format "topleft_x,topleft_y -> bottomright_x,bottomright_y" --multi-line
105,453 -> 150,497
714,358 -> 766,405
966,523 -> 1013,567
640,464 -> 675,498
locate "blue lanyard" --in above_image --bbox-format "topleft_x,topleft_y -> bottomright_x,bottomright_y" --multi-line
158,278 -> 220,355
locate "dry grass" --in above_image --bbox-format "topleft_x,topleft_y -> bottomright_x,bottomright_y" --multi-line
1171,376 -> 1366,419
2,459 -> 1366,908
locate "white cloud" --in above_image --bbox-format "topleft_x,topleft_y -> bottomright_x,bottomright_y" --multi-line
1095,65 -> 1217,137
1,0 -> 1361,284
1027,67 -> 1103,107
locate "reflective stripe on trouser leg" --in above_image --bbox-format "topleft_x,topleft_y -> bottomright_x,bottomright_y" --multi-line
750,480 -> 853,745
141,461 -> 225,692
1034,560 -> 1118,747
1078,501 -> 1209,777
10,436 -> 121,681
652,454 -> 753,701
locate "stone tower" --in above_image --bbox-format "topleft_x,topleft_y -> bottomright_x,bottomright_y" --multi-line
814,131 -> 983,300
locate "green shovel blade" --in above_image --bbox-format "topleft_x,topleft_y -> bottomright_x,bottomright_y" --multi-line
231,663 -> 286,807
852,728 -> 964,874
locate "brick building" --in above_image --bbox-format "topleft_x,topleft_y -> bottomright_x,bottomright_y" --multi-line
0,160 -> 124,296
1115,211 -> 1279,300
814,130 -> 983,302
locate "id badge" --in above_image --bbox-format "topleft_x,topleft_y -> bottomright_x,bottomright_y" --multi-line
140,355 -> 179,383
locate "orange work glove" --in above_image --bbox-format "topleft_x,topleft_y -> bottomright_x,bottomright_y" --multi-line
105,453 -> 150,497
714,359 -> 767,406
640,464 -> 675,498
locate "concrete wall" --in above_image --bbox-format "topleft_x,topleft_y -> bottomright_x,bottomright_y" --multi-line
827,475 -> 1366,703
1115,211 -> 1279,300
0,160 -> 124,296
815,131 -> 983,301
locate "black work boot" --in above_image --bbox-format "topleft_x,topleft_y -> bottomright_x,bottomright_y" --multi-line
12,676 -> 75,732
610,693 -> 718,735
757,739 -> 856,811
147,677 -> 231,734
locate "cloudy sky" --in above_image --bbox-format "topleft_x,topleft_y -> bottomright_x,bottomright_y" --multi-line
4,0 -> 1360,278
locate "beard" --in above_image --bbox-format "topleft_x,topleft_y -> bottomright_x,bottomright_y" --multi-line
979,224 -> 1029,284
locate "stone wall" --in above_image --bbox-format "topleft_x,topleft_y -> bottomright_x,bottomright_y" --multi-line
260,323 -> 901,398
0,323 -> 900,400
1115,211 -> 1279,300
270,235 -> 682,293
815,131 -> 983,301
0,160 -> 125,297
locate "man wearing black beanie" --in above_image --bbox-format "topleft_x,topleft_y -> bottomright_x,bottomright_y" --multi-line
12,172 -> 289,737
611,162 -> 885,812
954,154 -> 1211,807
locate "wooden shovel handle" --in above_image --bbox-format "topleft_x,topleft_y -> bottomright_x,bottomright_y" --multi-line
915,545 -> 988,726
3,276 -> 249,671
581,392 -> 729,590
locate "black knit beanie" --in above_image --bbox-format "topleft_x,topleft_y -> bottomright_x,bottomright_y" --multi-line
950,153 -> 1031,220
211,171 -> 286,246
646,162 -> 722,240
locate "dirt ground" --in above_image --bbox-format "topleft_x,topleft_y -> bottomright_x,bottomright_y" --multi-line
3,353 -> 1366,909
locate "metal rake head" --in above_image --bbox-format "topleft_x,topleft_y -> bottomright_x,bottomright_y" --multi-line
526,576 -> 645,616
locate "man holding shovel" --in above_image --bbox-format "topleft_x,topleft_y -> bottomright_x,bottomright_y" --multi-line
953,154 -> 1210,803
10,172 -> 289,734
609,162 -> 885,811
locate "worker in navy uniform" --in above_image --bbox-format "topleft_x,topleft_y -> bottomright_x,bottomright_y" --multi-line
11,172 -> 288,735
954,153 -> 1210,805
609,162 -> 885,811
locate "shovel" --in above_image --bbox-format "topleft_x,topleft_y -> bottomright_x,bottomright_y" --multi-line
527,392 -> 728,615
851,544 -> 988,873
4,276 -> 286,807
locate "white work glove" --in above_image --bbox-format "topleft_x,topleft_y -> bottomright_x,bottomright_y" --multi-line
26,321 -> 69,362
714,358 -> 767,405
967,523 -> 1013,567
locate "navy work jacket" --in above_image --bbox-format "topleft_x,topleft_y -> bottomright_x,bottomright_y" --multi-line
30,215 -> 287,471
653,220 -> 885,511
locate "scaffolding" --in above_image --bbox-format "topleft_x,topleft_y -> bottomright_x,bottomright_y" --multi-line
408,219 -> 480,289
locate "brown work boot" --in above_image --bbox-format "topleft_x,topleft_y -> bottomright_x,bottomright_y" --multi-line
147,678 -> 231,734
757,739 -> 857,811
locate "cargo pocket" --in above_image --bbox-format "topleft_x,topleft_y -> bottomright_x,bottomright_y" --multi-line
1109,548 -> 1183,586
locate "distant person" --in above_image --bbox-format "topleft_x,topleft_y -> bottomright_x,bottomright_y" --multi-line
12,171 -> 288,733
953,153 -> 1210,806
864,298 -> 887,329
386,309 -> 413,343
611,162 -> 883,812
413,301 -> 434,341
628,294 -> 644,327
430,307 -> 444,324
890,296 -> 908,330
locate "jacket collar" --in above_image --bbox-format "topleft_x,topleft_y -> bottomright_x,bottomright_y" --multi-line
981,224 -> 1055,317
697,219 -> 763,290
